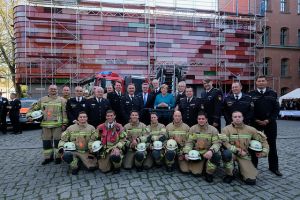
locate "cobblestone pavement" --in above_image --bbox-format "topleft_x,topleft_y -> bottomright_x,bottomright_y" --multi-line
0,120 -> 300,200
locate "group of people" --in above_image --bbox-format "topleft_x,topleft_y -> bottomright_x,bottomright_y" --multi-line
25,75 -> 281,185
280,99 -> 300,110
0,92 -> 22,135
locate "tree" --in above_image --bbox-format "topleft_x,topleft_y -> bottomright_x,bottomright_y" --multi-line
0,0 -> 21,96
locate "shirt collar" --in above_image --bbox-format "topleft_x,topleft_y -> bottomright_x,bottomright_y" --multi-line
257,88 -> 266,93
234,93 -> 242,99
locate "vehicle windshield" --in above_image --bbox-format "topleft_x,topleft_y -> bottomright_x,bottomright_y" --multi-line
21,100 -> 37,108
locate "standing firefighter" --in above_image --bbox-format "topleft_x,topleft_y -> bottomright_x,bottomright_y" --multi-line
221,111 -> 269,185
58,111 -> 98,175
183,112 -> 222,183
97,110 -> 126,174
27,85 -> 68,165
165,111 -> 190,172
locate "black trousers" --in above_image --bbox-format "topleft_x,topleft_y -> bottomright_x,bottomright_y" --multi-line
0,115 -> 7,133
208,117 -> 221,133
9,114 -> 21,133
251,121 -> 279,171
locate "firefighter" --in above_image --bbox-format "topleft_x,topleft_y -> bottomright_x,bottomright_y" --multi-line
97,110 -> 126,174
223,82 -> 254,125
123,111 -> 147,171
221,111 -> 269,185
146,112 -> 167,166
0,91 -> 8,134
249,75 -> 282,176
87,87 -> 111,128
62,86 -> 71,100
200,78 -> 223,132
66,86 -> 88,127
8,93 -> 22,134
58,111 -> 98,175
107,81 -> 123,124
176,86 -> 201,127
175,81 -> 186,106
27,85 -> 68,165
183,112 -> 221,182
165,111 -> 190,172
120,83 -> 143,124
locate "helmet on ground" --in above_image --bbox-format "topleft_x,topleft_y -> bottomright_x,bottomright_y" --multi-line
249,140 -> 263,152
92,141 -> 103,152
187,150 -> 201,160
166,139 -> 178,150
136,143 -> 147,151
153,141 -> 163,150
31,110 -> 43,120
63,142 -> 76,151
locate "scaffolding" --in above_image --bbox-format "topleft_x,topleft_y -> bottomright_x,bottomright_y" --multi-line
16,0 -> 265,96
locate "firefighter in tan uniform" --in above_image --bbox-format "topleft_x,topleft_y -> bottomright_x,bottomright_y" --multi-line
27,85 -> 68,165
221,111 -> 269,185
165,111 -> 190,172
97,110 -> 126,174
58,111 -> 98,175
183,112 -> 222,182
123,111 -> 148,171
146,112 -> 167,166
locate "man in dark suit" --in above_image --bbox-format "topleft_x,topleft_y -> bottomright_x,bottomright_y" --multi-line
151,79 -> 161,99
0,91 -> 8,134
121,83 -> 143,124
8,93 -> 22,134
66,86 -> 88,126
87,87 -> 111,128
175,81 -> 186,106
138,82 -> 155,124
107,81 -> 123,124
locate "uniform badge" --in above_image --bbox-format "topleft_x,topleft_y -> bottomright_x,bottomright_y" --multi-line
218,95 -> 222,101
227,101 -> 233,106
82,104 -> 85,107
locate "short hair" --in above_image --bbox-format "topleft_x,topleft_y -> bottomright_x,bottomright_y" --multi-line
106,109 -> 115,115
185,86 -> 193,90
142,82 -> 149,86
160,84 -> 168,90
78,111 -> 87,116
127,83 -> 135,88
203,78 -> 212,83
115,81 -> 122,85
95,87 -> 104,92
178,81 -> 186,87
130,110 -> 139,115
197,111 -> 207,118
232,81 -> 242,87
150,112 -> 158,117
232,111 -> 243,116
255,75 -> 267,81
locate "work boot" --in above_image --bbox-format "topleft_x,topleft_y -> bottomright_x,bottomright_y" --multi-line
244,178 -> 256,185
223,175 -> 234,184
71,168 -> 79,175
205,174 -> 214,183
136,166 -> 143,172
55,158 -> 62,164
41,158 -> 53,165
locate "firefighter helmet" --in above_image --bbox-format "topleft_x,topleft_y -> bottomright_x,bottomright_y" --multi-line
166,139 -> 178,150
31,110 -> 43,120
187,150 -> 201,160
63,142 -> 76,151
249,140 -> 263,152
136,143 -> 147,152
92,141 -> 103,152
153,141 -> 163,150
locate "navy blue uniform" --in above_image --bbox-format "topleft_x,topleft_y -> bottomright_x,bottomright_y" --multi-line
178,97 -> 201,127
87,97 -> 111,128
66,97 -> 88,126
9,98 -> 22,134
0,97 -> 8,134
120,94 -> 143,124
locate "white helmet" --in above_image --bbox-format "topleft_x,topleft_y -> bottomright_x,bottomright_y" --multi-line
92,141 -> 103,152
63,142 -> 76,151
153,141 -> 163,150
166,139 -> 178,150
187,150 -> 201,160
136,143 -> 147,151
249,140 -> 263,152
31,110 -> 43,120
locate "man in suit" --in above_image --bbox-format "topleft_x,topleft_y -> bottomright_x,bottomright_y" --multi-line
66,86 -> 88,127
0,91 -> 8,134
8,93 -> 22,134
151,79 -> 161,98
87,87 -> 111,128
107,81 -> 123,124
175,81 -> 186,106
138,82 -> 155,124
121,83 -> 143,124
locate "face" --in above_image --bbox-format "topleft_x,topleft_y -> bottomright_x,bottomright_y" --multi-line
161,86 -> 168,95
142,84 -> 149,93
231,83 -> 242,94
127,85 -> 135,95
152,80 -> 159,89
150,114 -> 158,124
115,82 -> 122,92
62,86 -> 70,96
185,88 -> 193,98
232,112 -> 244,125
75,86 -> 83,97
203,80 -> 212,91
178,83 -> 186,93
173,111 -> 182,123
10,94 -> 16,99
197,115 -> 207,126
48,85 -> 58,96
78,113 -> 88,124
256,78 -> 267,89
95,88 -> 104,98
106,112 -> 116,123
130,112 -> 139,122
106,85 -> 114,93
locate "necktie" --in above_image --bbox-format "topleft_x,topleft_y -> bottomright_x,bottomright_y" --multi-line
235,95 -> 239,100
130,95 -> 133,101
260,90 -> 264,94
77,97 -> 79,102
188,98 -> 191,103
143,94 -> 147,106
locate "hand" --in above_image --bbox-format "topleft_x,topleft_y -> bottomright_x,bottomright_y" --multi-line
203,150 -> 213,160
158,102 -> 168,107
111,148 -> 120,156
73,120 -> 78,124
256,120 -> 266,126
256,152 -> 263,158
178,155 -> 184,161
62,125 -> 67,131
263,120 -> 269,125
237,148 -> 247,157
212,122 -> 218,127
130,139 -> 137,149
184,154 -> 189,161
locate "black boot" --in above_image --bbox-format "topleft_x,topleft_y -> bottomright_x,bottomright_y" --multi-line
71,168 -> 79,175
55,158 -> 62,164
223,175 -> 234,184
244,178 -> 256,185
41,158 -> 53,165
205,174 -> 214,183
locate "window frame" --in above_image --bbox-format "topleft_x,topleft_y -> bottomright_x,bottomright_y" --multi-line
281,58 -> 289,77
280,27 -> 288,46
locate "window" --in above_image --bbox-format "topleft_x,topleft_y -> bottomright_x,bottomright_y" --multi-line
280,0 -> 288,13
262,26 -> 271,45
263,57 -> 271,75
265,0 -> 271,11
281,58 -> 289,77
280,27 -> 288,46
